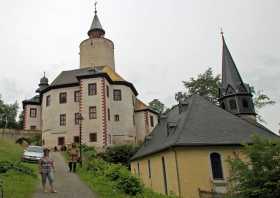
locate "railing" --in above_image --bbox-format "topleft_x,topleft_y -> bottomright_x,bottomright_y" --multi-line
198,189 -> 225,198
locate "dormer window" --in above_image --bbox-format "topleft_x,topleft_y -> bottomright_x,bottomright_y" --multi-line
242,99 -> 249,108
229,99 -> 237,110
167,122 -> 177,136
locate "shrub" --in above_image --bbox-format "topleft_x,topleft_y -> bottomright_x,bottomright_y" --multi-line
117,171 -> 143,195
86,158 -> 109,175
0,161 -> 36,177
99,144 -> 140,168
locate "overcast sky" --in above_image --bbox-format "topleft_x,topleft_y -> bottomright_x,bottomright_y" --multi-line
0,0 -> 279,132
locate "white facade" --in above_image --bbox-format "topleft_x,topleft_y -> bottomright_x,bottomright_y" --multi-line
23,10 -> 158,149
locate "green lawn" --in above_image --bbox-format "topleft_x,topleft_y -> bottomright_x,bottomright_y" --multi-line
0,139 -> 39,198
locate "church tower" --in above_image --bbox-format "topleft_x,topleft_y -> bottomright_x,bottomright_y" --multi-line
218,33 -> 256,122
80,3 -> 115,70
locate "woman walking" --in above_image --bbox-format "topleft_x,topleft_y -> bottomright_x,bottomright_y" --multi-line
68,143 -> 79,173
39,148 -> 57,193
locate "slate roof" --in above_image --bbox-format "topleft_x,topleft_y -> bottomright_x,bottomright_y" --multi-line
22,95 -> 40,106
42,66 -> 138,95
220,35 -> 251,95
88,13 -> 105,35
131,95 -> 279,160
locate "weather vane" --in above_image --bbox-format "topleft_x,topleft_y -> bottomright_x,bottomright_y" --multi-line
94,1 -> 98,14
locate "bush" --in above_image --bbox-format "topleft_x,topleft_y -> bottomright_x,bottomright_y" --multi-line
0,161 -> 36,177
99,144 -> 140,168
117,171 -> 143,195
86,158 -> 109,175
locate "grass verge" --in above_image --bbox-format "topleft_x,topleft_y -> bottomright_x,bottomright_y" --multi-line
0,139 -> 39,198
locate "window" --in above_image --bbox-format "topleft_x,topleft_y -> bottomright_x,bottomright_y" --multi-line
59,92 -> 67,104
58,137 -> 65,146
46,95 -> 51,106
30,126 -> 37,130
89,106 -> 97,119
114,114 -> 120,121
89,133 -> 97,142
88,83 -> 97,96
210,152 -> 224,180
148,160 -> 151,178
108,108 -> 110,121
75,113 -> 80,125
106,85 -> 109,98
73,136 -> 80,143
74,91 -> 80,102
113,89 -> 122,101
162,157 -> 168,195
242,99 -> 249,108
60,114 -> 66,126
30,108 -> 37,118
229,99 -> 237,110
150,116 -> 154,127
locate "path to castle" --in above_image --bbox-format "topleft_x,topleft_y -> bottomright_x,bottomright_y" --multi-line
33,152 -> 98,198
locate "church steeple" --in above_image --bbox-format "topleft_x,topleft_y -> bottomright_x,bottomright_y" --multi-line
88,2 -> 105,38
218,32 -> 256,122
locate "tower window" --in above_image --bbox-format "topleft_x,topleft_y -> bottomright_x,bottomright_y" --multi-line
89,106 -> 97,119
114,114 -> 120,121
113,89 -> 122,101
30,108 -> 37,118
106,85 -> 109,98
107,108 -> 110,121
74,91 -> 80,102
242,99 -> 249,108
150,116 -> 154,127
88,83 -> 97,96
229,99 -> 237,110
59,92 -> 67,104
210,152 -> 224,180
60,114 -> 66,126
89,133 -> 97,142
46,95 -> 51,106
75,113 -> 80,125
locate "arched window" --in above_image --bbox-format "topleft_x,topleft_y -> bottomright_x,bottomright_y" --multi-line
229,99 -> 237,110
242,99 -> 249,108
210,152 -> 224,180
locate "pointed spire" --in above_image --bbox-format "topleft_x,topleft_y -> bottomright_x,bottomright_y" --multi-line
88,1 -> 105,38
221,32 -> 244,91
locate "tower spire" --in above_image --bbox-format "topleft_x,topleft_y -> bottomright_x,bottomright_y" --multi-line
88,1 -> 105,38
218,33 -> 256,121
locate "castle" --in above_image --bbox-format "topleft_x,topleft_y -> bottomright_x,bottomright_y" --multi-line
22,6 -> 158,149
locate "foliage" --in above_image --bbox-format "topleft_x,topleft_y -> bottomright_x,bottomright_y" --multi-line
17,110 -> 24,129
99,144 -> 140,168
227,135 -> 280,198
175,68 -> 221,103
149,99 -> 165,114
0,95 -> 19,128
0,161 -> 36,177
252,90 -> 276,123
176,68 -> 276,123
0,139 -> 38,198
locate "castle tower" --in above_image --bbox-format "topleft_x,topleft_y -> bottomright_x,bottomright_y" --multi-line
218,33 -> 256,122
80,2 -> 115,70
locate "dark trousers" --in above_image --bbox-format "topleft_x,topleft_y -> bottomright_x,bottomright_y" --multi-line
68,162 -> 77,172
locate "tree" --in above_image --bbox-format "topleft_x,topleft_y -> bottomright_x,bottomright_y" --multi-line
175,68 -> 221,103
0,94 -> 19,128
227,136 -> 280,198
176,68 -> 275,122
17,110 -> 24,129
148,99 -> 165,114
